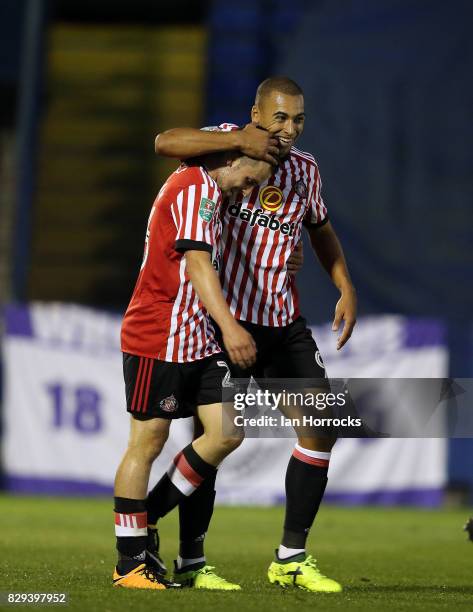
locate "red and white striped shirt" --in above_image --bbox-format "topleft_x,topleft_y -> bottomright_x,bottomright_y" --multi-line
121,165 -> 222,362
213,123 -> 328,326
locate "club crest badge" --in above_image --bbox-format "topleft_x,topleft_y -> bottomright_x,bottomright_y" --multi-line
295,179 -> 308,199
160,394 -> 178,413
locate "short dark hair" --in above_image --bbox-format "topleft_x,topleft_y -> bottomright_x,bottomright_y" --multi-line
255,77 -> 304,105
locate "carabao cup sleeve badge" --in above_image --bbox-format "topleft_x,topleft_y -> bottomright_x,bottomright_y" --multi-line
199,197 -> 217,222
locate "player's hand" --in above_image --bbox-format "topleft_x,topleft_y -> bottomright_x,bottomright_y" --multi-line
238,124 -> 280,165
287,241 -> 304,275
222,321 -> 257,369
332,286 -> 357,350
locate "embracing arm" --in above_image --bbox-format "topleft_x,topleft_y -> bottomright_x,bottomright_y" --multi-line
185,250 -> 257,368
306,221 -> 357,349
155,124 -> 279,164
287,240 -> 304,275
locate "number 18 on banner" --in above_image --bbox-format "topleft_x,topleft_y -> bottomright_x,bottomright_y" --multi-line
46,383 -> 103,434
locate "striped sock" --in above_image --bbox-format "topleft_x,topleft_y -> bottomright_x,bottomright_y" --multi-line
282,444 -> 331,549
114,497 -> 148,575
178,470 -> 217,559
146,443 -> 216,525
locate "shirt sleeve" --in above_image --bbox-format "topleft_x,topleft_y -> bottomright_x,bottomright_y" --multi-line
303,164 -> 329,228
171,184 -> 218,254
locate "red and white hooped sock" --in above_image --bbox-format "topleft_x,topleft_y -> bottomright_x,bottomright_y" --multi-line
292,443 -> 331,468
114,510 -> 148,537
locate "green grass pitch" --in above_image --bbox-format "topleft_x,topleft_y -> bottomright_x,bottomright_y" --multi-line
1,495 -> 472,611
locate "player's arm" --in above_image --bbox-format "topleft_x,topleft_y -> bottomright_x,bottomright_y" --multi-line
185,250 -> 257,368
287,241 -> 304,275
155,124 -> 279,164
306,221 -> 357,350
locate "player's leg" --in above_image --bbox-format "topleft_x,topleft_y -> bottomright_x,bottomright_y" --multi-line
116,353 -> 216,589
175,339 -> 266,572
277,383 -> 336,561
177,416 -> 217,565
265,317 -> 342,593
146,355 -> 243,589
172,325 -> 237,576
172,398 -> 243,590
113,414 -> 173,589
171,355 -> 244,589
145,415 -> 212,574
146,404 -> 233,525
147,408 -> 241,589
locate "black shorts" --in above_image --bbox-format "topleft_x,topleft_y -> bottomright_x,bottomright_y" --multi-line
214,316 -> 326,379
216,317 -> 335,437
123,352 -> 231,420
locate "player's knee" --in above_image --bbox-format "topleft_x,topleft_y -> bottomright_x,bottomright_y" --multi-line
297,435 -> 337,452
139,430 -> 169,463
216,432 -> 244,455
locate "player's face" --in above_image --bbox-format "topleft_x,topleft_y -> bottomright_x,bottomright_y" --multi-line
221,159 -> 272,196
252,91 -> 305,157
